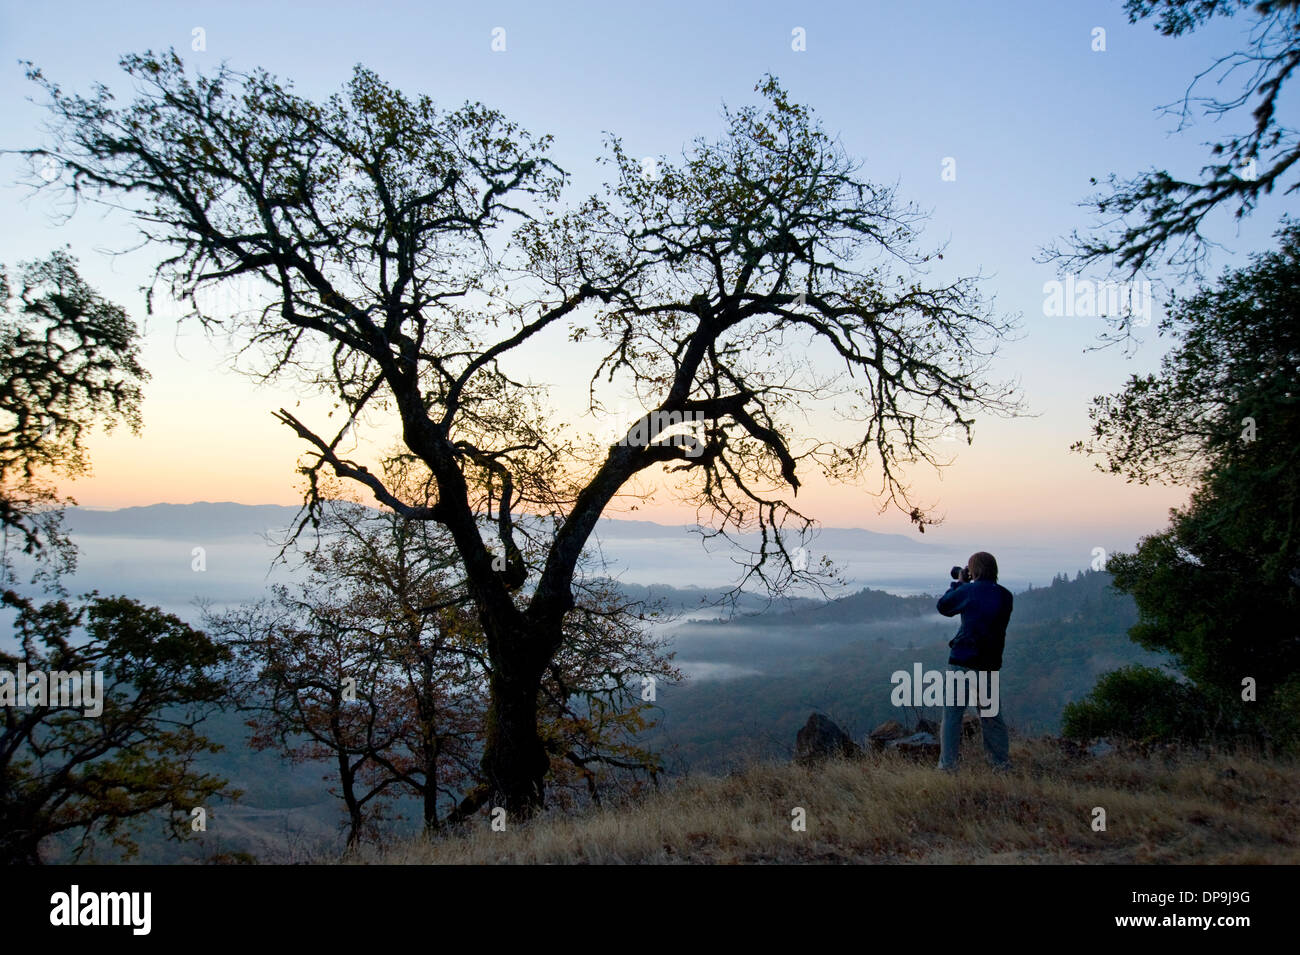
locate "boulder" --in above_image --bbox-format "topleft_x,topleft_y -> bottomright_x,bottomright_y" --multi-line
888,731 -> 940,760
795,713 -> 863,765
867,719 -> 906,752
869,719 -> 905,738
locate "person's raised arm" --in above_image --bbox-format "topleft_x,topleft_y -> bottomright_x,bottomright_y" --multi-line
937,579 -> 965,616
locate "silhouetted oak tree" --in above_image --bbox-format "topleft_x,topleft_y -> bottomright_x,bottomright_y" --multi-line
27,55 -> 1015,816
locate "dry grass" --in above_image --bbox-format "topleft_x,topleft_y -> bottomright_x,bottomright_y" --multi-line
345,738 -> 1300,864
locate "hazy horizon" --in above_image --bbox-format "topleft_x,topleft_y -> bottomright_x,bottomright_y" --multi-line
5,502 -> 1139,629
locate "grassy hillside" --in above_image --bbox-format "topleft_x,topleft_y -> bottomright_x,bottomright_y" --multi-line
350,740 -> 1300,865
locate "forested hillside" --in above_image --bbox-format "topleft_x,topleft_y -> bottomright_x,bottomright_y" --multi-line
647,569 -> 1158,771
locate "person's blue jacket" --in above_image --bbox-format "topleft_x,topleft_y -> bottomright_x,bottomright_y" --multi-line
937,578 -> 1013,670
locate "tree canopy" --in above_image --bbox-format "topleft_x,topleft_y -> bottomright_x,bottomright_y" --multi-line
1049,0 -> 1300,287
1,589 -> 234,863
1077,220 -> 1300,749
0,250 -> 147,582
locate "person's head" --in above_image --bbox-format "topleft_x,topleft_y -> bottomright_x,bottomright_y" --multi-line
968,552 -> 998,582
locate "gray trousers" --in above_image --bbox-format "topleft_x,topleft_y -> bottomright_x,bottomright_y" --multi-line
938,665 -> 1010,770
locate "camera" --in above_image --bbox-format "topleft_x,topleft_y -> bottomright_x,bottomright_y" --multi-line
950,564 -> 971,583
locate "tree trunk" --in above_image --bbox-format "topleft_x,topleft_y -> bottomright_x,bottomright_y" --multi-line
481,663 -> 549,820
419,656 -> 440,834
423,786 -> 439,834
421,734 -> 440,834
338,754 -> 363,850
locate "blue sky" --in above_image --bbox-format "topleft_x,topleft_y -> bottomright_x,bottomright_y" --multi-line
0,0 -> 1290,561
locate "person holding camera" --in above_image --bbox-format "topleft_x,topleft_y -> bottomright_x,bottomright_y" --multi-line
936,551 -> 1014,771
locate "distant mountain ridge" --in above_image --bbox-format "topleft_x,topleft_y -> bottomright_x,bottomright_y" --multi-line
60,501 -> 939,553
62,502 -> 303,540
739,585 -> 938,625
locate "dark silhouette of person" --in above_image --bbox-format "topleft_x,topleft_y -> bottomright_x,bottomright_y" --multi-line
936,551 -> 1013,770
